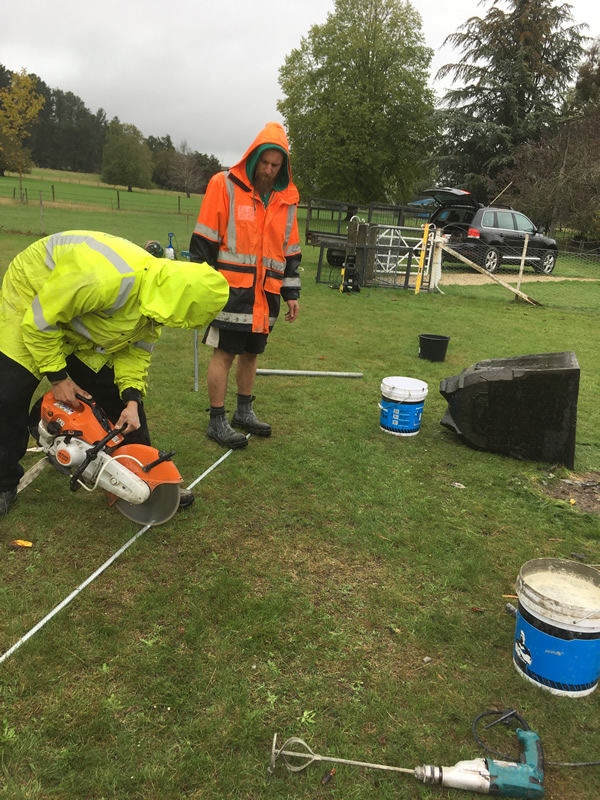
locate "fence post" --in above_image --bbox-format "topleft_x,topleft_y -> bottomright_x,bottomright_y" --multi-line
356,222 -> 369,285
178,196 -> 181,215
516,233 -> 529,296
52,185 -> 55,202
39,191 -> 44,236
366,225 -> 378,282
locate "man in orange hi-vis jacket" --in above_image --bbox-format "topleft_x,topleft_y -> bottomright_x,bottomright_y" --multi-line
189,122 -> 302,449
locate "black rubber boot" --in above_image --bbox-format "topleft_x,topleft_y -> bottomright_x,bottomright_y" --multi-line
0,488 -> 17,517
231,395 -> 272,437
207,409 -> 248,449
178,489 -> 195,509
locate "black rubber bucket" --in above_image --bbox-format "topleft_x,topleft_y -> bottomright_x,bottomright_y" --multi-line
419,334 -> 450,362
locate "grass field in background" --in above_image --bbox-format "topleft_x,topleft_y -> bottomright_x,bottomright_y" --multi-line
1,173 -> 600,799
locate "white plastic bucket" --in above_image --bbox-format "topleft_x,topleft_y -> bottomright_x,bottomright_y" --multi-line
514,558 -> 600,696
379,377 -> 428,437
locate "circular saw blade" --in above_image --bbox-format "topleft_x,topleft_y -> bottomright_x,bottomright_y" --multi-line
114,483 -> 181,526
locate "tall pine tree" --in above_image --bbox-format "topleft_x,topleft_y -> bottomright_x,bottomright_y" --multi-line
434,0 -> 587,201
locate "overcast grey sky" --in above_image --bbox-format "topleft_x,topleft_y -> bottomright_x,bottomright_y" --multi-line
2,0 -> 598,167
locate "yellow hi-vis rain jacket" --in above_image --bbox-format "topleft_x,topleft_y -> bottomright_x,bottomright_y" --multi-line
0,231 -> 229,395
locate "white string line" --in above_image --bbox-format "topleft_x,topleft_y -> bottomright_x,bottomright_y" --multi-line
1,442 -> 246,665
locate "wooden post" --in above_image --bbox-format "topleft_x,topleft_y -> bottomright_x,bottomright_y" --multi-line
356,222 -> 369,285
442,244 -> 541,306
51,185 -> 55,202
116,190 -> 120,210
516,233 -> 529,296
39,191 -> 44,236
366,225 -> 378,282
178,196 -> 181,215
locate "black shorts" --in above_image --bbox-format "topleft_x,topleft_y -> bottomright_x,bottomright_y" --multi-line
204,325 -> 268,355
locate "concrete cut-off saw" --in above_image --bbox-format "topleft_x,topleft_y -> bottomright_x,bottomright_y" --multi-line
37,391 -> 183,525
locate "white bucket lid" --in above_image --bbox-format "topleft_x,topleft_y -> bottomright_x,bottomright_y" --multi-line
381,376 -> 428,402
517,558 -> 600,630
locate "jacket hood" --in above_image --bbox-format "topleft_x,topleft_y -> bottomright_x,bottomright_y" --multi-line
139,260 -> 229,329
231,122 -> 298,200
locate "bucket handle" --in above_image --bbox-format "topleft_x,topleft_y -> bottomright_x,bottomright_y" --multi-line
573,606 -> 600,625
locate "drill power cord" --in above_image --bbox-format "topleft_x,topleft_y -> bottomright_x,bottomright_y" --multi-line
472,709 -> 600,768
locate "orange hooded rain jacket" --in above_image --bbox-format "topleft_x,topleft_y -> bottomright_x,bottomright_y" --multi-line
189,122 -> 301,334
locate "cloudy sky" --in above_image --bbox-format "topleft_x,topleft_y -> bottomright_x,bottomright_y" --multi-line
2,0 -> 598,167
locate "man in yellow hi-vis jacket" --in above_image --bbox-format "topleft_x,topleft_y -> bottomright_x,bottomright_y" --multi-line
0,230 -> 229,517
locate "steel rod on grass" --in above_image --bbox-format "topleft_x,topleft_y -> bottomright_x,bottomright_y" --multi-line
185,435 -> 249,491
194,329 -> 199,393
256,369 -> 363,378
0,444 -> 245,666
0,523 -> 153,665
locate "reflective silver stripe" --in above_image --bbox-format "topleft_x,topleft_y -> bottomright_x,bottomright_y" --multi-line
105,275 -> 136,315
225,172 -> 237,254
263,257 -> 285,272
217,252 -> 257,267
281,205 -> 296,254
282,277 -> 301,288
135,340 -> 154,353
45,232 -> 134,276
194,221 -> 220,241
32,296 -> 58,332
286,243 -> 302,256
95,346 -> 106,353
269,316 -> 277,327
215,311 -> 254,325
44,233 -> 88,269
70,317 -> 92,339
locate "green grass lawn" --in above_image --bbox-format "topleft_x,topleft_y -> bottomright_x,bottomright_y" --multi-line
1,174 -> 600,799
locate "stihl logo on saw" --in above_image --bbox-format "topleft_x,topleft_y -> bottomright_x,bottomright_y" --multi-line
37,391 -> 183,525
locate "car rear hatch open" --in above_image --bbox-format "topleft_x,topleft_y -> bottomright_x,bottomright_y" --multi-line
422,187 -> 480,210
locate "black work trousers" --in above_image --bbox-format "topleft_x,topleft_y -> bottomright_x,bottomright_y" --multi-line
0,352 -> 150,493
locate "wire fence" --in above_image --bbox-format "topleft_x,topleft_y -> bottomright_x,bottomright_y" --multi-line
439,235 -> 600,281
305,199 -> 600,284
0,178 -> 201,217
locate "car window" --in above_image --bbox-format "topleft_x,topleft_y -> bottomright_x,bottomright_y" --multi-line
514,213 -> 535,233
496,211 -> 515,230
482,211 -> 495,228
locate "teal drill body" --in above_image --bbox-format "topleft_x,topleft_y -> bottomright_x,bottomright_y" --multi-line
487,729 -> 544,798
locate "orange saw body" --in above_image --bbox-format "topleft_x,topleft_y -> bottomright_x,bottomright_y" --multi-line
38,391 -> 182,525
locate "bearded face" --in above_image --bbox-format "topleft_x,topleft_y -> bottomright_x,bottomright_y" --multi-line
254,149 -> 284,195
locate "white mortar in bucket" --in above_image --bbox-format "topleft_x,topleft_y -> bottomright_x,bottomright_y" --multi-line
379,377 -> 428,437
514,558 -> 600,696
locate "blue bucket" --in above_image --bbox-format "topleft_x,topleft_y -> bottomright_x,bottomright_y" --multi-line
514,558 -> 600,697
379,377 -> 428,437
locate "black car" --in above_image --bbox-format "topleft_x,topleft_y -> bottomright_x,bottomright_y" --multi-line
424,187 -> 558,274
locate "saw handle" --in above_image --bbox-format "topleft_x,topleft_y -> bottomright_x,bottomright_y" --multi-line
74,393 -> 114,433
142,450 -> 177,473
69,423 -> 128,491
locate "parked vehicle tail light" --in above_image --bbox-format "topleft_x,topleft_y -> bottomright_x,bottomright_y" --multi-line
467,228 -> 481,238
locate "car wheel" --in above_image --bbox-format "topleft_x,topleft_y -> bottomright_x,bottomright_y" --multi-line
535,250 -> 557,275
481,247 -> 500,273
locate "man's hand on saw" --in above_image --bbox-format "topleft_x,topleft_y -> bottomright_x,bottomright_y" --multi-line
116,401 -> 141,434
51,378 -> 91,409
